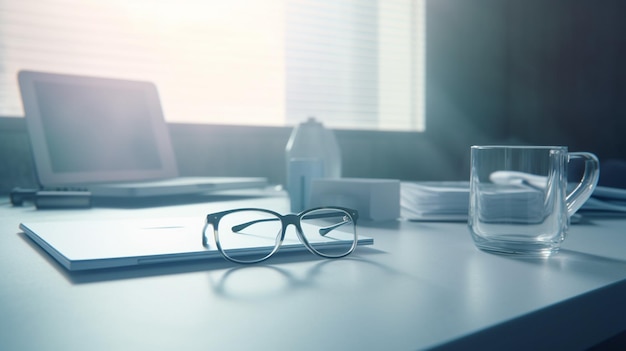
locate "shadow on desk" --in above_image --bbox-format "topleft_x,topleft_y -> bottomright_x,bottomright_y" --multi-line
207,255 -> 404,302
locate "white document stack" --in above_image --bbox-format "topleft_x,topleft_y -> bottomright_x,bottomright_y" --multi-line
401,179 -> 626,222
400,182 -> 470,221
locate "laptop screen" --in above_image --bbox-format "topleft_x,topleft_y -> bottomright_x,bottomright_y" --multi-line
19,71 -> 179,187
35,80 -> 162,173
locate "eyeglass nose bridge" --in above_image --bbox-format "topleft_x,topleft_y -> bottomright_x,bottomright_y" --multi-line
280,213 -> 308,239
284,213 -> 323,257
282,213 -> 302,229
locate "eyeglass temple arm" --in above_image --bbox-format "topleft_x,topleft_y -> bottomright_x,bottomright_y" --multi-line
318,217 -> 351,236
231,211 -> 352,234
231,218 -> 279,232
303,212 -> 354,236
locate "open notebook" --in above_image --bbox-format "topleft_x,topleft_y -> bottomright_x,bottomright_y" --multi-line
18,70 -> 266,197
20,217 -> 374,271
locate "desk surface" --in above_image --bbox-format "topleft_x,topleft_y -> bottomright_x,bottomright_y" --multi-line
1,190 -> 626,350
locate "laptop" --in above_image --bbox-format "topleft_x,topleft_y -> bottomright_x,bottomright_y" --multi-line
19,217 -> 374,271
18,70 -> 267,197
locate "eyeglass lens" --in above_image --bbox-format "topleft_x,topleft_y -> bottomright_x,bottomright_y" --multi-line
216,209 -> 282,263
300,208 -> 357,257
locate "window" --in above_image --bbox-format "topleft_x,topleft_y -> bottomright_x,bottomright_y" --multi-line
0,0 -> 425,131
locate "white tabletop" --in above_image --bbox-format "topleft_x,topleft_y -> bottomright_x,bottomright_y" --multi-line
1,191 -> 626,350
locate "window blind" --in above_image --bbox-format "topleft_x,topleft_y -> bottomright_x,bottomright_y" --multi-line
0,0 -> 424,131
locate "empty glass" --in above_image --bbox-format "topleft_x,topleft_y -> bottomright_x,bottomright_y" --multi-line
468,145 -> 599,257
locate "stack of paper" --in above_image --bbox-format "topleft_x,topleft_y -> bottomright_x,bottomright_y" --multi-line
401,180 -> 626,222
400,182 -> 470,221
475,184 -> 545,223
579,186 -> 626,214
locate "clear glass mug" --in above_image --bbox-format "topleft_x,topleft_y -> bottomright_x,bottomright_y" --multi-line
468,145 -> 600,257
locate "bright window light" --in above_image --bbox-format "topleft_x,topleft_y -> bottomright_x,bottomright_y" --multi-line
0,0 -> 425,131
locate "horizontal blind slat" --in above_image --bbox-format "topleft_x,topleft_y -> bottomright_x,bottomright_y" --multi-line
0,0 -> 424,131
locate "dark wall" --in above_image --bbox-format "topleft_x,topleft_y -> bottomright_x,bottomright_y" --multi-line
506,0 -> 626,158
0,117 -> 37,192
1,0 -> 625,194
0,120 -> 461,194
172,123 -> 473,183
425,0 -> 626,171
425,0 -> 510,174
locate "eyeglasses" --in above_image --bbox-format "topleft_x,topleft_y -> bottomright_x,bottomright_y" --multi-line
203,207 -> 359,264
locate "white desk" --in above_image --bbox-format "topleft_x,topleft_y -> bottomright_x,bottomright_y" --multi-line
1,191 -> 626,350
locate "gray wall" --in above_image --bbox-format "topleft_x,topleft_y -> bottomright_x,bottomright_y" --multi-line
1,0 -> 625,194
506,0 -> 626,156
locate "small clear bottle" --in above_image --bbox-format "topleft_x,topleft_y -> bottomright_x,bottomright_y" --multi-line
285,117 -> 342,211
285,117 -> 342,180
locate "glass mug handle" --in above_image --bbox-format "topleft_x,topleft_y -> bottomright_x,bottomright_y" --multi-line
566,152 -> 600,217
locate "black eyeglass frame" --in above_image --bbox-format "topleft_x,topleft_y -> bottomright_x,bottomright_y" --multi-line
203,206 -> 359,264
